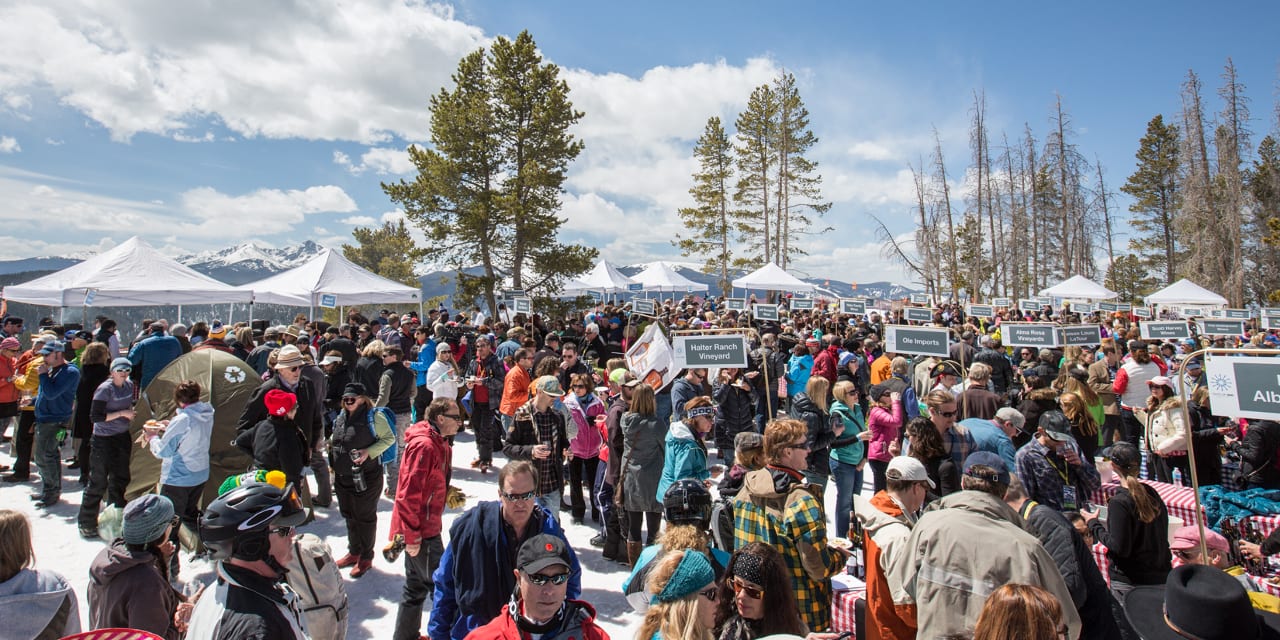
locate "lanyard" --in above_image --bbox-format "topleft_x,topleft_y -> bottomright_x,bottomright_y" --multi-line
1045,452 -> 1069,483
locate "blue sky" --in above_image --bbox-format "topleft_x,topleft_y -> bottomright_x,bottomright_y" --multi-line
0,1 -> 1276,284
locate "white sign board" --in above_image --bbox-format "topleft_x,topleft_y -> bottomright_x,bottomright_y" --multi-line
632,299 -> 656,316
724,298 -> 746,312
1133,307 -> 1152,319
1140,321 -> 1191,340
884,325 -> 950,358
910,293 -> 930,305
904,307 -> 934,323
752,304 -> 779,321
1198,319 -> 1245,336
1206,355 -> 1280,420
1018,298 -> 1041,310
1002,323 -> 1059,348
840,299 -> 867,315
513,298 -> 532,314
673,334 -> 750,369
991,297 -> 1012,308
967,304 -> 994,318
790,297 -> 815,310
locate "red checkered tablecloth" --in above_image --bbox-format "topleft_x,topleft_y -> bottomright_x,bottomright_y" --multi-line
831,586 -> 866,633
1092,543 -> 1280,596
1091,480 -> 1280,538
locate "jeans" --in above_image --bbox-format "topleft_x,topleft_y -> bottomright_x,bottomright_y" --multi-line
537,491 -> 562,522
568,455 -> 600,521
656,392 -> 673,427
33,421 -> 66,501
627,510 -> 663,544
802,470 -> 829,493
829,458 -> 864,537
78,432 -> 133,529
500,413 -> 514,438
1119,408 -> 1143,452
391,535 -> 444,640
384,413 -> 410,498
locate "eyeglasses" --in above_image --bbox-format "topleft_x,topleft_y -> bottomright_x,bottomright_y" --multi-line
440,413 -> 461,420
938,411 -> 956,418
271,525 -> 295,537
786,442 -> 810,451
699,586 -> 719,602
571,385 -> 587,390
342,398 -> 359,405
501,490 -> 537,502
730,579 -> 764,599
286,366 -> 300,372
1173,548 -> 1199,561
524,571 -> 571,586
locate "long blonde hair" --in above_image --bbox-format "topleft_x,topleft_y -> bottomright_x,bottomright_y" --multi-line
1059,392 -> 1097,437
636,551 -> 714,640
805,375 -> 830,413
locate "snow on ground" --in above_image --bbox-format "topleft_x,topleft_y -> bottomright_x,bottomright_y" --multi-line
1,428 -> 864,639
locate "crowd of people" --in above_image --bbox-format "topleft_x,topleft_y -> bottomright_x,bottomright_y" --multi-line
0,295 -> 1279,640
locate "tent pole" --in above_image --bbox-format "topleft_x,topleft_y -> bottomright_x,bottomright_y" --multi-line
177,305 -> 182,324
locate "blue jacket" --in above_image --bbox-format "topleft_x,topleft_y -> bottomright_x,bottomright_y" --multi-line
128,333 -> 182,388
960,417 -> 1018,471
429,501 -> 581,640
148,402 -> 214,487
787,354 -> 813,397
407,338 -> 437,387
35,363 -> 79,423
655,421 -> 709,501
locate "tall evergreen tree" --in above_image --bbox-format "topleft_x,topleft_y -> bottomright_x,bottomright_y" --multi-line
675,117 -> 736,295
771,72 -> 831,268
341,219 -> 429,287
1121,115 -> 1182,286
1247,135 -> 1280,302
733,83 -> 777,267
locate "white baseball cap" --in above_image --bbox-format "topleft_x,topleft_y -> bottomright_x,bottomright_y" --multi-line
886,456 -> 935,489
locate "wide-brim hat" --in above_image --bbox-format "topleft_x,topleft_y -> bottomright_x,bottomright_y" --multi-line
273,345 -> 306,369
1124,565 -> 1280,640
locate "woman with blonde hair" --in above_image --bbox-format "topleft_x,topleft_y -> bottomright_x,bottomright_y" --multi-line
1059,391 -> 1100,461
635,549 -> 719,640
425,344 -> 460,407
788,375 -> 836,489
0,510 -> 81,639
972,583 -> 1066,640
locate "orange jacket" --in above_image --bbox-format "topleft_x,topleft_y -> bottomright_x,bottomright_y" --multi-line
499,364 -> 531,417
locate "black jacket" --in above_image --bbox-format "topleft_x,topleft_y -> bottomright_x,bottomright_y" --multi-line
235,415 -> 307,485
1088,483 -> 1171,586
464,353 -> 506,410
921,454 -> 960,498
190,563 -> 307,640
1188,400 -> 1224,486
712,380 -> 756,454
1019,501 -> 1123,640
788,393 -> 833,477
1238,420 -> 1280,490
354,355 -> 385,397
973,347 -> 1015,394
236,377 -> 323,450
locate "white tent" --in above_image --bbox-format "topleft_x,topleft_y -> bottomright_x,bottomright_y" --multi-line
556,277 -> 596,296
2,236 -> 253,307
1037,275 -> 1117,300
1143,278 -> 1228,306
577,261 -> 638,293
238,248 -> 420,308
632,262 -> 709,293
731,262 -> 815,293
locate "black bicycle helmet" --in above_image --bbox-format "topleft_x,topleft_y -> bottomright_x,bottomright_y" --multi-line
200,482 -> 306,565
663,479 -> 712,528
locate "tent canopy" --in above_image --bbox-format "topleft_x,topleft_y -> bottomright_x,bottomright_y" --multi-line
1143,278 -> 1229,306
731,263 -> 815,293
3,236 -> 253,307
577,261 -> 637,293
632,262 -> 708,293
1037,275 -> 1117,300
238,248 -> 420,307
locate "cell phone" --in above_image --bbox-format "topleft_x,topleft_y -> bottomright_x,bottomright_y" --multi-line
1097,506 -> 1109,522
834,632 -> 854,640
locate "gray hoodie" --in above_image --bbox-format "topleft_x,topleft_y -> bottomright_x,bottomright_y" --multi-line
0,568 -> 80,640
88,540 -> 181,639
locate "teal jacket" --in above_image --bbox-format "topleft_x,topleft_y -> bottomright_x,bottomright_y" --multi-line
829,400 -> 867,465
655,421 -> 709,500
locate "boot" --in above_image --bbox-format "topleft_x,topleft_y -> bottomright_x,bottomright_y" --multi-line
626,541 -> 644,567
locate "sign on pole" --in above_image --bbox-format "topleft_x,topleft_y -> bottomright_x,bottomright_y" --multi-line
513,298 -> 533,314
884,326 -> 950,358
1205,355 -> 1280,421
967,304 -> 995,319
790,297 -> 814,310
991,297 -> 1012,308
909,293 -> 930,305
1002,323 -> 1059,348
904,307 -> 933,323
1132,307 -> 1152,319
84,289 -> 96,306
503,289 -> 526,299
627,283 -> 644,292
1139,321 -> 1190,340
319,294 -> 337,309
1018,298 -> 1041,310
1116,303 -> 1133,312
724,298 -> 746,312
626,323 -> 677,391
1058,325 -> 1100,346
1198,319 -> 1245,336
1180,307 -> 1205,318
1224,309 -> 1252,320
1037,296 -> 1054,307
1264,315 -> 1280,331
840,299 -> 867,315
673,334 -> 750,369
632,299 -> 656,316
588,291 -> 603,302
1097,301 -> 1119,313
752,304 -> 779,321
1071,302 -> 1095,314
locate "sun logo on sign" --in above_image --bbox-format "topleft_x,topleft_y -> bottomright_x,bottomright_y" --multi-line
225,366 -> 247,384
1210,374 -> 1232,393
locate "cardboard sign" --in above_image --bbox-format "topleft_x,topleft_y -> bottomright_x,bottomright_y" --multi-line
904,307 -> 934,323
632,299 -> 656,316
319,294 -> 337,309
1002,323 -> 1059,348
1139,321 -> 1190,340
626,323 -> 678,391
790,297 -> 815,310
1018,298 -> 1041,310
991,297 -> 1012,308
673,334 -> 750,369
884,326 -> 950,358
967,304 -> 995,318
1132,307 -> 1152,319
513,298 -> 533,314
1071,302 -> 1095,314
724,298 -> 746,312
753,304 -> 779,321
1058,325 -> 1100,346
1198,319 -> 1245,336
840,298 -> 867,315
1205,355 -> 1280,420
910,293 -> 930,305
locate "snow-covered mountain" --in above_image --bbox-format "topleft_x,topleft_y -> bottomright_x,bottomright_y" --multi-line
175,240 -> 327,285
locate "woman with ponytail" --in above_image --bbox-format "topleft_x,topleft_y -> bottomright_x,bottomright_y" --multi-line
1082,441 -> 1171,600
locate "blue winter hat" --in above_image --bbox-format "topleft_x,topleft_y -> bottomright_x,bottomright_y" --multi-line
838,351 -> 857,368
651,549 -> 716,604
122,494 -> 174,545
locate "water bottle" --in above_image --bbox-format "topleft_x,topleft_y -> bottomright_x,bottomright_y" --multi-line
351,450 -> 368,492
1172,468 -> 1183,487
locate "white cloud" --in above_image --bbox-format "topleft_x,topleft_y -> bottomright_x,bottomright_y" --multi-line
339,215 -> 378,226
180,185 -> 357,235
333,146 -> 417,175
0,136 -> 19,153
44,138 -> 64,146
847,141 -> 894,161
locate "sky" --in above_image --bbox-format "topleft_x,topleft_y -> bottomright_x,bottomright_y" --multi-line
0,0 -> 1277,286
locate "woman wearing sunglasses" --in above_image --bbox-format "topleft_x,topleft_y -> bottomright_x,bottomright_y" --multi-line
330,381 -> 396,578
635,549 -> 719,640
712,543 -> 806,640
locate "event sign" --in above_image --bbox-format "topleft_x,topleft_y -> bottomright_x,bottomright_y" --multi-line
627,283 -> 644,292
502,289 -> 526,299
84,289 -> 96,306
588,291 -> 602,302
1116,303 -> 1132,312
967,304 -> 994,318
1139,321 -> 1190,340
1209,309 -> 1225,318
910,293 -> 930,305
904,307 -> 934,323
1071,302 -> 1095,314
673,334 -> 750,369
724,298 -> 746,311
512,298 -> 532,314
632,299 -> 656,316
1097,301 -> 1118,313
1018,298 -> 1042,310
1002,323 -> 1059,348
840,299 -> 867,315
991,297 -> 1012,308
319,294 -> 337,309
1132,307 -> 1152,319
1199,319 -> 1245,336
884,326 -> 950,358
1205,355 -> 1280,421
1265,316 -> 1280,330
752,304 -> 779,321
1180,307 -> 1205,317
1058,325 -> 1100,346
1224,309 -> 1252,319
1037,296 -> 1053,306
626,323 -> 678,391
790,297 -> 815,310
1263,308 -> 1280,318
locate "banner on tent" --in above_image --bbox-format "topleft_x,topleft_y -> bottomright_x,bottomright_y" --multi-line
1205,355 -> 1280,421
628,283 -> 644,292
1133,307 -> 1152,319
319,294 -> 337,309
910,293 -> 930,305
724,298 -> 746,311
840,298 -> 866,315
1199,319 -> 1245,336
904,307 -> 933,323
673,334 -> 749,369
1180,307 -> 1205,317
626,323 -> 678,391
632,299 -> 656,316
1058,325 -> 1100,347
885,326 -> 950,358
752,304 -> 779,321
790,297 -> 814,310
1002,323 -> 1059,348
991,297 -> 1012,308
967,304 -> 994,319
1140,321 -> 1190,340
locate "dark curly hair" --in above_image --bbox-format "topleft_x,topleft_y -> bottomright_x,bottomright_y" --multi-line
713,542 -> 806,637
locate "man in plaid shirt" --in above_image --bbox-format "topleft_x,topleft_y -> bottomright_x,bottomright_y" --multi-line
1014,410 -> 1100,512
733,418 -> 848,631
504,376 -> 572,521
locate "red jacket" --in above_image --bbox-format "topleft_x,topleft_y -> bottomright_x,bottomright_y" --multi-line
390,421 -> 452,545
465,599 -> 609,640
812,345 -> 839,384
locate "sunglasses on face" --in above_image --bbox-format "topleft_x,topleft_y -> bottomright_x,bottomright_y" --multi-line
342,398 -> 359,405
271,525 -> 295,537
938,411 -> 956,418
731,578 -> 764,599
501,490 -> 537,502
525,571 -> 571,586
1173,548 -> 1199,561
285,366 -> 300,372
571,385 -> 587,390
699,586 -> 719,602
786,442 -> 810,451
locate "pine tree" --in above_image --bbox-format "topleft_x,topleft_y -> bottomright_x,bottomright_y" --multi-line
675,117 -> 736,295
341,219 -> 429,287
733,83 -> 777,267
1105,254 -> 1158,302
1120,115 -> 1182,286
771,72 -> 831,268
1247,135 -> 1280,302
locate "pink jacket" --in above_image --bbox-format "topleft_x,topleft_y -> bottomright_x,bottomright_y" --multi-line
867,400 -> 904,462
563,392 -> 606,459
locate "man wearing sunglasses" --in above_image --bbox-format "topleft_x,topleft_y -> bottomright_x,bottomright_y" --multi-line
468,534 -> 607,640
428,460 -> 581,640
235,345 -> 324,511
1012,410 -> 1100,513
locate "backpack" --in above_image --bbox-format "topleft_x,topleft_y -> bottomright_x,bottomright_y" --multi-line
285,532 -> 349,640
710,497 -> 736,553
366,406 -> 399,465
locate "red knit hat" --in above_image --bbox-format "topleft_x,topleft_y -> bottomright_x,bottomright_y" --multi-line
264,389 -> 297,417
